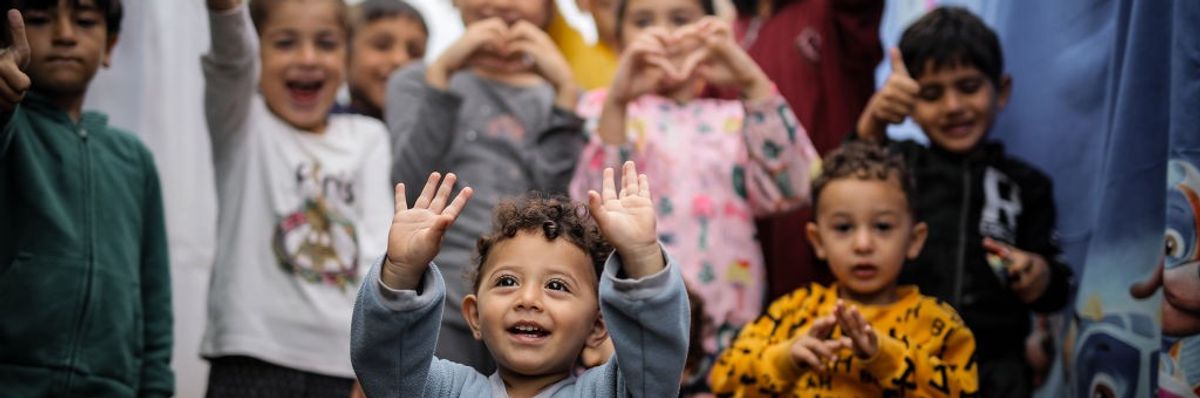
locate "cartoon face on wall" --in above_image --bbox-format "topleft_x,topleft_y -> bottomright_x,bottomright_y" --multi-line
1130,159 -> 1200,336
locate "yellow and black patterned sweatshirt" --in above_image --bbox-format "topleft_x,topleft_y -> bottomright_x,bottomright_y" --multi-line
710,283 -> 979,397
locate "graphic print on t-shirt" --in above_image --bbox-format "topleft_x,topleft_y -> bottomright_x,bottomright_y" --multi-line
980,167 -> 1021,243
273,161 -> 360,289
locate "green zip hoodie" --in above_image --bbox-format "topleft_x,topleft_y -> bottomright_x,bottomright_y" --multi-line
0,92 -> 174,397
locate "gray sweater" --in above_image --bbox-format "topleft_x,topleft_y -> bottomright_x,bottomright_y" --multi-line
385,64 -> 586,370
350,254 -> 689,398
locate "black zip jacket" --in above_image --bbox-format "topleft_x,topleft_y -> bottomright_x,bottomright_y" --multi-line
881,138 -> 1072,361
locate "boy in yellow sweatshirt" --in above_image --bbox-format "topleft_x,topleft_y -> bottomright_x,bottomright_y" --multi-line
710,142 -> 979,397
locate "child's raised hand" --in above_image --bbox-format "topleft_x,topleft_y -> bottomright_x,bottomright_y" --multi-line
857,48 -> 920,141
834,300 -> 879,359
381,172 -> 473,290
673,17 -> 773,101
608,27 -> 676,105
789,315 -> 846,372
0,10 -> 30,115
587,161 -> 663,278
983,238 -> 1051,304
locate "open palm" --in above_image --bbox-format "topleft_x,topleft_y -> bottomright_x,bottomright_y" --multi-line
587,162 -> 660,276
386,173 -> 473,273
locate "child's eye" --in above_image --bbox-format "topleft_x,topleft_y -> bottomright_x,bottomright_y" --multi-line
495,275 -> 518,287
75,16 -> 100,28
670,14 -> 693,27
317,37 -> 342,51
370,37 -> 393,52
546,279 -> 570,292
272,38 -> 297,50
874,222 -> 894,232
918,86 -> 942,101
23,14 -> 51,26
632,17 -> 653,28
832,223 -> 853,233
407,42 -> 426,58
957,78 -> 983,94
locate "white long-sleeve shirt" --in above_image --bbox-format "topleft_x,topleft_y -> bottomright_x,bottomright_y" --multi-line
199,6 -> 392,377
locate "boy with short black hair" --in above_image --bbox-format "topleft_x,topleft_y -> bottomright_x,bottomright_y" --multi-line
710,142 -> 977,397
853,6 -> 1072,397
0,0 -> 175,396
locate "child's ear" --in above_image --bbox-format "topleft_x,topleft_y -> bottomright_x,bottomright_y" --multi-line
461,294 -> 484,341
586,312 -> 609,348
806,222 -> 828,259
996,74 -> 1013,112
907,221 -> 929,260
102,34 -> 119,68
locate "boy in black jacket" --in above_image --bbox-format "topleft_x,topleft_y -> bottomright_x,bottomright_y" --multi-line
853,7 -> 1071,397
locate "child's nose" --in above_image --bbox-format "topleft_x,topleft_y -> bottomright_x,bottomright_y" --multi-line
514,285 -> 544,311
51,16 -> 77,44
942,90 -> 965,112
852,230 -> 874,252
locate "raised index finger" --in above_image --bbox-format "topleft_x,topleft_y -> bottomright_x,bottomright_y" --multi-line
7,10 -> 29,69
889,48 -> 909,78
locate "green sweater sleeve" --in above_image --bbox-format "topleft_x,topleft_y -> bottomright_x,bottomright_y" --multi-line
138,147 -> 174,397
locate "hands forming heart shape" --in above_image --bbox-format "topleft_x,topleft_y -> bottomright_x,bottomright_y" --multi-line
610,17 -> 769,104
430,17 -> 574,94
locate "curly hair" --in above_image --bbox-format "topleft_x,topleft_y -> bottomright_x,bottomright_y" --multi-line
812,142 -> 917,218
471,194 -> 613,293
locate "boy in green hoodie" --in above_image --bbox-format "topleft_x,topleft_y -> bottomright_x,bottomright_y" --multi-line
0,1 -> 173,396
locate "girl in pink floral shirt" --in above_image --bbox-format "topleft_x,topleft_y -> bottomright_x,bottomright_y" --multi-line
568,0 -> 820,393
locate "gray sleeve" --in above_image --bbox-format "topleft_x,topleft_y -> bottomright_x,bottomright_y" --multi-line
351,258 -> 488,397
525,108 -> 586,193
385,63 -> 462,202
595,250 -> 690,398
201,5 -> 256,159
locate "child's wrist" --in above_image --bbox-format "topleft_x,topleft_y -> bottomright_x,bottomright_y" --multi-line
425,60 -> 454,90
617,243 -> 665,279
381,258 -> 425,291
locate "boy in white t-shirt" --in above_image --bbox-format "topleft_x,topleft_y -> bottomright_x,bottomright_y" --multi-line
200,0 -> 392,396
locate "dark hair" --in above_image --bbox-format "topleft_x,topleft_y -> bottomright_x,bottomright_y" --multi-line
614,0 -> 715,42
8,0 -> 123,35
898,6 -> 1004,85
811,142 -> 917,218
471,194 -> 613,293
729,0 -> 799,15
349,0 -> 428,38
249,0 -> 349,35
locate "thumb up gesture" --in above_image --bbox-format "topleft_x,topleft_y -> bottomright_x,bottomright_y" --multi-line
856,48 -> 919,142
1,10 -> 31,114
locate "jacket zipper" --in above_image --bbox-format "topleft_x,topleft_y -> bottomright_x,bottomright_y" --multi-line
63,125 -> 93,393
952,163 -> 971,307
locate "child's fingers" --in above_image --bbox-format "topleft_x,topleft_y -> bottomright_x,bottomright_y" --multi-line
638,174 -> 651,199
982,237 -> 1013,258
441,187 -> 473,221
7,10 -> 28,68
791,339 -> 826,371
393,183 -> 407,213
601,167 -> 618,202
808,315 -> 837,338
413,172 -> 442,209
802,337 -> 837,363
429,173 -> 457,213
0,73 -> 23,104
889,47 -> 909,78
587,190 -> 609,226
621,161 -> 638,198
